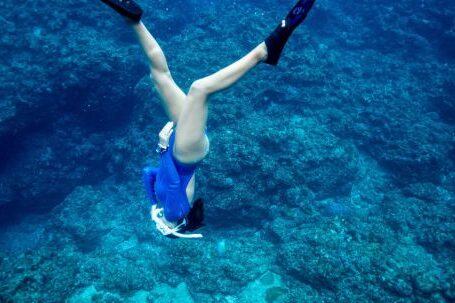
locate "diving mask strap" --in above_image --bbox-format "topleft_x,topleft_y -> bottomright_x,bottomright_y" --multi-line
151,205 -> 203,239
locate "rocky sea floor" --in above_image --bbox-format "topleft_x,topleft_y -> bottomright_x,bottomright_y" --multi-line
0,0 -> 454,302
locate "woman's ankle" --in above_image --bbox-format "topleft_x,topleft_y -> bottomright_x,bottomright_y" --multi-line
256,42 -> 268,62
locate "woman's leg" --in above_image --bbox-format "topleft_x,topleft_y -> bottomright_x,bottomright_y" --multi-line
173,43 -> 268,163
131,21 -> 186,122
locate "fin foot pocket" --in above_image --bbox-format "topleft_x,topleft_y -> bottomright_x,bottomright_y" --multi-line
101,0 -> 143,22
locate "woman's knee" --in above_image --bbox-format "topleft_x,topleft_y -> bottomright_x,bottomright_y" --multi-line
146,48 -> 168,70
150,71 -> 173,89
189,79 -> 210,97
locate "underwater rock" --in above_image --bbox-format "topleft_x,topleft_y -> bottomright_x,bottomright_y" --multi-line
206,114 -> 360,226
52,186 -> 112,251
67,285 -> 153,303
263,116 -> 360,198
402,182 -> 452,204
0,216 -> 45,253
383,191 -> 455,255
353,111 -> 452,184
268,216 -> 302,243
128,291 -> 149,303
66,285 -> 98,303
407,15 -> 444,41
379,244 -> 448,298
238,271 -> 288,303
161,231 -> 275,294
434,80 -> 455,125
381,275 -> 414,297
440,30 -> 455,59
318,198 -> 352,217
277,227 -> 350,291
149,282 -> 194,303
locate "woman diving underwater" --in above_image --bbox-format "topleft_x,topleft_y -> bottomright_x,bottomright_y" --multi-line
100,0 -> 316,238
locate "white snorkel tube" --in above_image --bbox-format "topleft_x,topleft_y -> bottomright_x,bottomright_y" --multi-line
151,205 -> 203,239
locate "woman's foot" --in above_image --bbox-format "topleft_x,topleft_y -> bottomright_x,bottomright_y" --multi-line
100,0 -> 143,22
264,0 -> 316,65
258,42 -> 269,62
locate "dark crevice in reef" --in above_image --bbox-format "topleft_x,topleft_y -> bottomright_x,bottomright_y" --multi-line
0,82 -> 139,224
0,194 -> 58,227
0,176 -> 107,228
430,81 -> 455,125
0,133 -> 25,173
208,205 -> 270,230
449,145 -> 455,163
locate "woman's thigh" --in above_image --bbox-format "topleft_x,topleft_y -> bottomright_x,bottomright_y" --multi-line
173,88 -> 210,163
151,71 -> 187,123
173,134 -> 209,164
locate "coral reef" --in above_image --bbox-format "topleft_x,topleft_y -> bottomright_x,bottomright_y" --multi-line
0,0 -> 454,302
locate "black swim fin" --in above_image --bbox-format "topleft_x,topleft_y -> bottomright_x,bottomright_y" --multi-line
100,0 -> 143,22
264,0 -> 316,65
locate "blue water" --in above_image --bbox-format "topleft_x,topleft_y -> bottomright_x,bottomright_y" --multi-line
0,0 -> 454,302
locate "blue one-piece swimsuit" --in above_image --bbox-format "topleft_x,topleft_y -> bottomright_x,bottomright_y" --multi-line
142,132 -> 198,222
